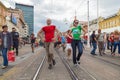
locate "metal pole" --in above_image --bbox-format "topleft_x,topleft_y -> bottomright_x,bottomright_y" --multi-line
51,0 -> 53,18
75,10 -> 77,20
87,0 -> 90,47
97,0 -> 99,30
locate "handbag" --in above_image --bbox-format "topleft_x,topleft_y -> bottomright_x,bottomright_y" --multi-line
8,49 -> 15,62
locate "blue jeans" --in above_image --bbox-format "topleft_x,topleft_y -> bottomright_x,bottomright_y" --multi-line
2,48 -> 8,66
91,42 -> 97,54
113,41 -> 120,54
71,40 -> 83,64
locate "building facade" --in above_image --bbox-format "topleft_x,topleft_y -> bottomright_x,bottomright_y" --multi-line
89,19 -> 98,34
99,9 -> 120,33
24,23 -> 29,37
0,1 -> 7,31
7,8 -> 28,37
16,3 -> 34,35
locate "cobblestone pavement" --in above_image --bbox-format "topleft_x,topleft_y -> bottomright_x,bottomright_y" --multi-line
0,45 -> 42,80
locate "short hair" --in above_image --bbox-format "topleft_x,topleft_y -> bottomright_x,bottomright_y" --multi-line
73,20 -> 79,23
47,18 -> 51,22
12,27 -> 15,29
2,25 -> 8,29
31,33 -> 34,36
98,29 -> 101,31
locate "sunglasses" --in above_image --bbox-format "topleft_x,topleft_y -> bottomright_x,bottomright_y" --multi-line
74,22 -> 79,24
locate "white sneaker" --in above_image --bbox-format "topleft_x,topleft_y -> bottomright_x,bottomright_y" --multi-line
74,64 -> 77,67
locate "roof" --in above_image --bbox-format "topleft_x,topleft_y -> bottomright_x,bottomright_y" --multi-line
105,13 -> 117,20
0,1 -> 7,10
16,3 -> 34,7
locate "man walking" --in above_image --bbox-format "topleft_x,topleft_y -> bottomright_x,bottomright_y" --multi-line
38,18 -> 59,69
11,28 -> 19,56
0,25 -> 13,69
30,33 -> 36,53
90,31 -> 97,55
97,29 -> 104,56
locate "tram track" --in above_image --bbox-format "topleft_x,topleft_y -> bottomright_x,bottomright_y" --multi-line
55,49 -> 79,80
56,48 -> 97,80
32,55 -> 46,80
32,50 -> 73,80
33,48 -> 77,80
32,48 -> 98,80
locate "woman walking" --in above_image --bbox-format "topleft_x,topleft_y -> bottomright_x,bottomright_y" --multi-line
71,20 -> 86,65
111,30 -> 120,56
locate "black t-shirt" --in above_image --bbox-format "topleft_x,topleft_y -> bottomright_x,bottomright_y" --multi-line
11,32 -> 19,41
91,34 -> 96,43
31,37 -> 36,43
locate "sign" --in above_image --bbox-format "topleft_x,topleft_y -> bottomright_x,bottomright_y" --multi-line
11,14 -> 17,25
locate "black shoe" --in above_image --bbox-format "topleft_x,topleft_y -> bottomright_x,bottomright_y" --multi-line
77,61 -> 80,64
99,54 -> 102,56
93,54 -> 97,55
32,51 -> 34,53
91,53 -> 97,56
48,64 -> 52,69
91,52 -> 95,55
52,59 -> 56,65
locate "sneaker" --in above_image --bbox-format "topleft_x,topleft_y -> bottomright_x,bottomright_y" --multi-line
48,64 -> 52,69
1,66 -> 7,69
73,63 -> 77,67
52,59 -> 56,65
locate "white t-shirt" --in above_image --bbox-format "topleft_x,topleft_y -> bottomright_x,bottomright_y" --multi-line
98,33 -> 104,42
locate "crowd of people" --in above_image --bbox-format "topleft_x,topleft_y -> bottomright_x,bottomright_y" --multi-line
0,18 -> 119,70
0,25 -> 37,69
90,29 -> 120,56
38,18 -> 87,69
37,18 -> 120,70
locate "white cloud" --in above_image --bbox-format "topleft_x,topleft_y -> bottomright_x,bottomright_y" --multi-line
2,0 -> 120,35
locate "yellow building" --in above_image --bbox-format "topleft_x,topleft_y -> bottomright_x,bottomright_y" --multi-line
0,1 -> 7,31
99,9 -> 120,33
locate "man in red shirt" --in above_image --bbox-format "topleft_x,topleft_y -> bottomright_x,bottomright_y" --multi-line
38,18 -> 59,69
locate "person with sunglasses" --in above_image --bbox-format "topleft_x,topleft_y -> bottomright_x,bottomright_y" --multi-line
70,20 -> 86,66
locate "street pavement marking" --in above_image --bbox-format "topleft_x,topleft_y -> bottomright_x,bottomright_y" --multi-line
0,67 -> 18,80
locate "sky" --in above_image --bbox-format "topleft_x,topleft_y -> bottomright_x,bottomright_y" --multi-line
1,0 -> 120,35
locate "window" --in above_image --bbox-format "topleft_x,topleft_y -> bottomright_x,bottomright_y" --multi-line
116,19 -> 118,26
0,17 -> 2,24
107,22 -> 109,28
